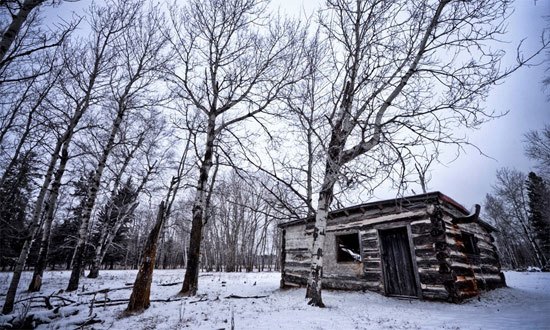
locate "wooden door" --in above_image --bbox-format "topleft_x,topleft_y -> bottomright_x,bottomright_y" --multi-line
379,227 -> 418,297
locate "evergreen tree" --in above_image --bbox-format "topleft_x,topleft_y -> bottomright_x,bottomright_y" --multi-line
88,179 -> 137,276
0,152 -> 38,270
526,172 -> 550,268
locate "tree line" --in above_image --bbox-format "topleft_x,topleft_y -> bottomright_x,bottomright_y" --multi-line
484,126 -> 550,271
1,0 -> 548,314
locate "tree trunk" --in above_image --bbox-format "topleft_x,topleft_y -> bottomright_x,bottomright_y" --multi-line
306,163 -> 338,307
1,137 -> 62,314
87,134 -> 147,278
126,202 -> 165,313
67,106 -> 126,291
180,114 -> 216,296
28,141 -> 71,292
0,0 -> 43,66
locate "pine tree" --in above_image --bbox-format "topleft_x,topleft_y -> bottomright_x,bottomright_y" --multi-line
0,152 -> 38,271
88,179 -> 137,277
526,172 -> 550,268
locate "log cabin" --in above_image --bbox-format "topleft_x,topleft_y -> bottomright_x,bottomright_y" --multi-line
278,192 -> 506,302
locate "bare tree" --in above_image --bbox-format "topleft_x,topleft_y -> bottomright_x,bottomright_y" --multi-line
126,131 -> 192,312
250,29 -> 328,220
1,14 -> 99,316
167,0 -> 303,296
525,125 -> 550,178
87,113 -> 168,278
414,150 -> 437,194
300,0 -> 548,307
0,1 -> 76,80
66,0 -> 169,291
485,168 -> 547,268
0,0 -> 45,63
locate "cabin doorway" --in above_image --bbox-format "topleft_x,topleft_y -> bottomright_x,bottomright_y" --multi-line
379,227 -> 419,297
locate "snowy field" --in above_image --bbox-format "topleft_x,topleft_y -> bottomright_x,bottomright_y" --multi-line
1,270 -> 549,329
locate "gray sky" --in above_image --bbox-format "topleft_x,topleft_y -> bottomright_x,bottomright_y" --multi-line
47,0 -> 549,210
424,1 -> 549,209
270,0 -> 549,209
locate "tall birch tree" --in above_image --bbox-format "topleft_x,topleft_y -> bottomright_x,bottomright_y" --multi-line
167,0 -> 303,296
304,0 -> 548,307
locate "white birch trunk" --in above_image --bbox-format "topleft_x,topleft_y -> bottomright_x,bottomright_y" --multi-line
67,104 -> 127,291
180,113 -> 216,295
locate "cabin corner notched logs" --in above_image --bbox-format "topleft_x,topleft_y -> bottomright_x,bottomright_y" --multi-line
278,192 -> 506,303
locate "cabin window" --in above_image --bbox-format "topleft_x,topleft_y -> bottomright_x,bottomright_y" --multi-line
336,233 -> 361,262
461,232 -> 480,256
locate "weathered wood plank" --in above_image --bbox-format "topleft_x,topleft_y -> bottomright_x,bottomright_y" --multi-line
364,271 -> 381,281
410,221 -> 433,235
363,261 -> 380,269
285,248 -> 309,253
326,210 -> 427,232
421,285 -> 449,300
286,252 -> 310,262
284,261 -> 310,269
418,269 -> 453,285
413,233 -> 433,246
416,259 -> 441,268
362,240 -> 378,249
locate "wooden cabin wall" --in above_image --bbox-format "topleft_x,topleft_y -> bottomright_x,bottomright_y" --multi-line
361,228 -> 384,294
282,226 -> 369,290
360,216 -> 454,300
280,199 -> 506,302
410,217 -> 451,300
454,222 -> 506,290
322,230 -> 367,290
281,224 -> 311,286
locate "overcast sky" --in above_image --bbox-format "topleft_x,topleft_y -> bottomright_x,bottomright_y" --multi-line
49,0 -> 549,211
273,0 -> 550,209
418,1 -> 549,209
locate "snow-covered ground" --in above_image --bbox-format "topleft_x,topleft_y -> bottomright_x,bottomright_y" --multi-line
1,270 -> 549,329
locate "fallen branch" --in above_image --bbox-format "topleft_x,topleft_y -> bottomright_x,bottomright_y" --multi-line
90,296 -> 189,308
224,294 -> 268,299
52,295 -> 77,305
3,306 -> 80,329
158,282 -> 182,287
14,295 -> 77,310
189,297 -> 209,304
74,313 -> 102,329
78,286 -> 133,296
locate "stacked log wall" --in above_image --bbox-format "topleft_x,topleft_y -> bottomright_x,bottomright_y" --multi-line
410,217 -> 451,300
281,224 -> 311,286
323,230 -> 366,290
360,228 -> 383,293
453,222 -> 506,293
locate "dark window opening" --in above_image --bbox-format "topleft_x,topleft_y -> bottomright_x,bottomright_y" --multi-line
336,233 -> 361,262
461,232 -> 480,256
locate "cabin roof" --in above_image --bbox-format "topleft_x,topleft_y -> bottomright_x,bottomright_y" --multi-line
278,191 -> 496,231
